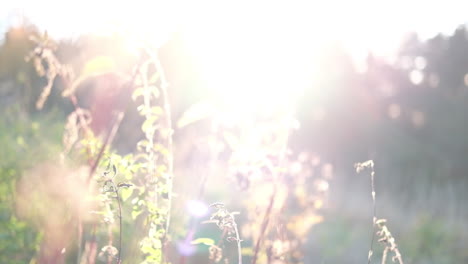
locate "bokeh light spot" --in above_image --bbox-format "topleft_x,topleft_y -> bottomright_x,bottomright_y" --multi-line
186,200 -> 209,218
321,163 -> 333,179
177,241 -> 196,256
411,111 -> 426,128
410,70 -> 424,85
463,73 -> 468,86
388,104 -> 401,119
414,56 -> 427,70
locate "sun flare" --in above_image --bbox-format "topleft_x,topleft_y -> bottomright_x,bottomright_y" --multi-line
6,0 -> 463,115
3,1 -> 404,113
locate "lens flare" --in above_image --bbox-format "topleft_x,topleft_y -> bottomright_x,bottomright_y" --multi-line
186,199 -> 209,218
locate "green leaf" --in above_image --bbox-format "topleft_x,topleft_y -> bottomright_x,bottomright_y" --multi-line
132,210 -> 143,220
141,115 -> 159,132
191,238 -> 215,246
241,247 -> 254,256
177,101 -> 214,128
82,56 -> 115,76
120,187 -> 133,202
132,88 -> 145,101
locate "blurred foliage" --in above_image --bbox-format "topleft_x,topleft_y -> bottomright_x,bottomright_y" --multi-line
0,106 -> 63,263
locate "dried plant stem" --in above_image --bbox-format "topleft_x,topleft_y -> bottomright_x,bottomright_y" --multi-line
31,38 -> 135,264
356,160 -> 404,264
394,251 -> 403,263
76,107 -> 123,263
233,222 -> 242,264
79,112 -> 123,263
86,112 -> 125,185
381,245 -> 389,264
251,112 -> 293,264
252,185 -> 277,264
209,205 -> 242,264
113,183 -> 123,264
368,163 -> 376,264
376,221 -> 404,264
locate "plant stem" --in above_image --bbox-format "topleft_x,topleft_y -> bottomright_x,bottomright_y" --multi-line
251,111 -> 292,264
114,185 -> 123,264
368,162 -> 376,264
252,185 -> 276,264
86,112 -> 124,186
233,222 -> 242,264
381,246 -> 389,264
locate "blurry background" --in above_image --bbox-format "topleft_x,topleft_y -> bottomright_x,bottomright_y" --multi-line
1,1 -> 468,263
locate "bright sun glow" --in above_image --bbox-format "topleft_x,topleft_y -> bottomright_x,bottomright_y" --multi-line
3,0 -> 468,112
179,2 -> 321,113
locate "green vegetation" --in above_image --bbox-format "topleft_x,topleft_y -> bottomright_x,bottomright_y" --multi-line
0,108 -> 63,263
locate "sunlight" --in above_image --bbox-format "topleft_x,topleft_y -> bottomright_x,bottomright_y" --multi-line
173,0 -> 423,113
6,0 -> 468,114
186,199 -> 209,218
4,1 -> 468,263
6,0 -> 468,58
179,2 -> 323,114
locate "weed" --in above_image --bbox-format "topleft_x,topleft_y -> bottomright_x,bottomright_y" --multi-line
356,160 -> 404,264
207,203 -> 242,264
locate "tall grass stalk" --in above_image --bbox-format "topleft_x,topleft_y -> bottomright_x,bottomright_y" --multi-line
355,160 -> 404,264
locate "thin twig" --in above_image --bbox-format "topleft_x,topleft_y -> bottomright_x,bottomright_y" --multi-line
208,205 -> 242,264
369,162 -> 377,264
252,184 -> 276,264
30,38 -> 138,264
113,182 -> 123,264
252,111 -> 293,264
356,160 -> 404,264
376,220 -> 404,264
86,112 -> 125,186
233,222 -> 242,264
356,160 -> 377,264
381,245 -> 389,264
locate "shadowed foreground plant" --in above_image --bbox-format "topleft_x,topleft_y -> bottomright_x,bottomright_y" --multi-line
355,160 -> 404,264
27,33 -> 132,263
376,219 -> 404,264
98,162 -> 133,264
28,32 -> 175,263
207,203 -> 242,264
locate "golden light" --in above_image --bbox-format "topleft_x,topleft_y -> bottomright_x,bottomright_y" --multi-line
6,0 -> 466,116
178,2 -> 322,114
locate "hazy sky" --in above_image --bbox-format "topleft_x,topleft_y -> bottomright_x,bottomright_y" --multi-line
2,0 -> 468,109
2,0 -> 468,57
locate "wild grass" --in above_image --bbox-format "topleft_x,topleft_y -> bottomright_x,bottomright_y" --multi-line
2,30 -> 416,264
207,203 -> 243,264
355,160 -> 404,264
